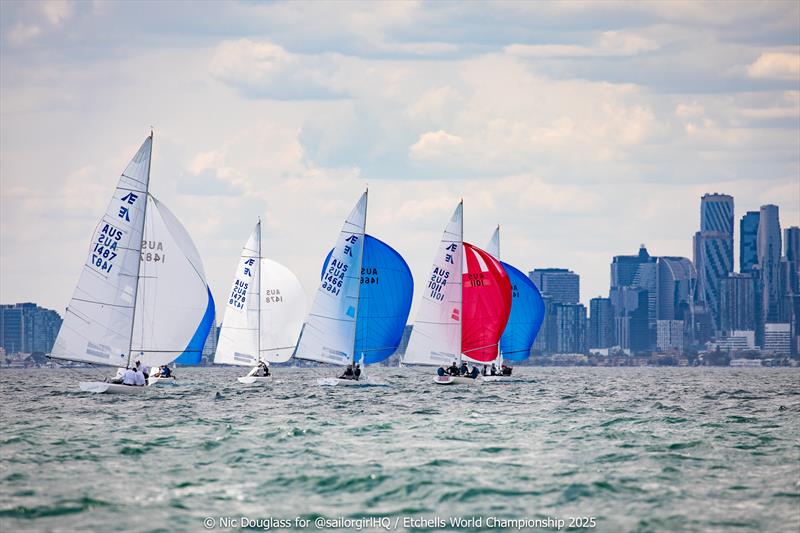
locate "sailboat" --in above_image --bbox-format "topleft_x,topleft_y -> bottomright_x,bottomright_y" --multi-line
293,190 -> 413,386
402,202 -> 513,385
212,220 -> 306,385
482,225 -> 545,382
50,133 -> 215,394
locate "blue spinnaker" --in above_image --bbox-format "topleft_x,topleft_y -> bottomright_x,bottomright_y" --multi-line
499,261 -> 544,360
322,234 -> 413,364
174,287 -> 215,365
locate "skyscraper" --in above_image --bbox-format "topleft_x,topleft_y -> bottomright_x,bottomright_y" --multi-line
719,273 -> 756,333
656,257 -> 696,321
552,303 -> 587,353
528,268 -> 579,305
695,194 -> 734,333
757,204 -> 781,323
701,193 -> 734,235
610,246 -> 657,350
740,211 -> 760,274
588,297 -> 614,349
0,303 -> 62,354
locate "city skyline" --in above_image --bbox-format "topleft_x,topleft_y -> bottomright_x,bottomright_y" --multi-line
1,2 -> 799,319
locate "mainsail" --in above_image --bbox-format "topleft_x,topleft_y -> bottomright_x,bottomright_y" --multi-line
214,221 -> 306,367
403,202 -> 463,366
51,136 -> 152,367
485,226 -> 545,361
461,243 -> 512,362
293,192 -> 367,365
322,235 -> 413,365
51,134 -> 215,369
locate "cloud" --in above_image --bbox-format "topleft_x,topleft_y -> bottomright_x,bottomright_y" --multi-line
210,39 -> 345,99
409,130 -> 465,160
747,50 -> 800,80
505,31 -> 659,58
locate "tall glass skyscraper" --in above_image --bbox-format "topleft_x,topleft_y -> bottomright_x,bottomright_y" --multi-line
740,211 -> 760,274
696,194 -> 734,332
758,204 -> 782,323
528,268 -> 579,305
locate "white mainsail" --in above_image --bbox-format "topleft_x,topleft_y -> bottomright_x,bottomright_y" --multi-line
293,192 -> 367,365
130,196 -> 215,368
52,133 -> 214,370
403,201 -> 463,366
486,225 -> 500,258
51,136 -> 152,367
214,221 -> 306,366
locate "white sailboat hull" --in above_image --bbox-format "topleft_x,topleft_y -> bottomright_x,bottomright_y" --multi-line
79,382 -> 147,394
434,375 -> 480,385
481,375 -> 514,383
237,375 -> 272,385
147,376 -> 177,386
316,377 -> 384,387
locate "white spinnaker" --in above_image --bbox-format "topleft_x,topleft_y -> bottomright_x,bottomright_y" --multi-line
403,202 -> 463,366
130,196 -> 212,367
213,223 -> 261,367
260,258 -> 306,363
294,192 -> 367,365
51,136 -> 152,366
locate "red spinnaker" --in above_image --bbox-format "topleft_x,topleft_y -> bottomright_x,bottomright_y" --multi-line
461,243 -> 512,362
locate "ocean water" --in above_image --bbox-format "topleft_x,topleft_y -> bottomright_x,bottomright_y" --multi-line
0,367 -> 798,533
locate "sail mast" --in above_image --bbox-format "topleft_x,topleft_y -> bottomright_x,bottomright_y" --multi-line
257,218 -> 262,362
352,188 -> 368,366
125,130 -> 153,369
457,199 -> 464,366
496,225 -> 503,368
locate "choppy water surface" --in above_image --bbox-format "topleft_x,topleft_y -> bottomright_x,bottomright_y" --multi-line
1,367 -> 798,532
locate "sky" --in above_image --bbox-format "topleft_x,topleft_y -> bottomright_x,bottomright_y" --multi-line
1,0 -> 799,321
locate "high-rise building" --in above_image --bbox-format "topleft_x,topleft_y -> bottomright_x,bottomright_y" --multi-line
0,303 -> 63,354
528,268 -> 579,305
613,287 -> 649,353
588,297 -> 613,349
552,303 -> 587,354
740,211 -> 760,274
757,205 -> 782,323
695,194 -> 734,333
610,246 -> 657,349
763,323 -> 791,355
656,320 -> 684,353
719,273 -> 756,333
656,257 -> 696,321
701,193 -> 734,235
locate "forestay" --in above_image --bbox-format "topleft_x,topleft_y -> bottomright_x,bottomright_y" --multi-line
403,202 -> 463,366
294,192 -> 367,365
51,136 -> 152,366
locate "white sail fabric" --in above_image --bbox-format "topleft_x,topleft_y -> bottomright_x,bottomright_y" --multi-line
260,258 -> 306,363
51,136 -> 152,366
294,192 -> 367,365
213,223 -> 261,367
486,225 -> 500,258
130,196 -> 213,367
403,202 -> 463,366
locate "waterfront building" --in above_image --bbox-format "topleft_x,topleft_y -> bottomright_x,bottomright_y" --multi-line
0,302 -> 62,354
552,303 -> 587,354
758,205 -> 782,324
740,211 -> 760,274
656,320 -> 684,353
719,273 -> 756,333
709,330 -> 756,352
763,323 -> 791,355
588,297 -> 614,349
528,268 -> 579,305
